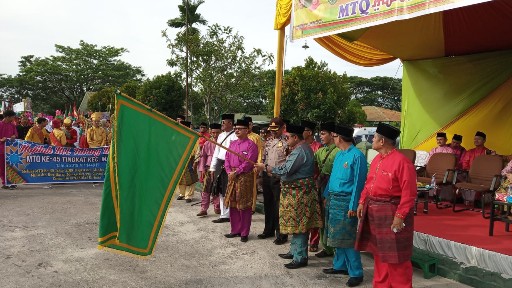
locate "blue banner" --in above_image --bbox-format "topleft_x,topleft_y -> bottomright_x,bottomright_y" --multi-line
5,139 -> 109,184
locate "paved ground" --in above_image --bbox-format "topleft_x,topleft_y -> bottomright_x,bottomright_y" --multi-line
0,184 -> 471,287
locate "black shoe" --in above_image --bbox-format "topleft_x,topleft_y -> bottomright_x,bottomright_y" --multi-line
9,185 -> 17,189
240,236 -> 248,242
273,237 -> 288,245
322,268 -> 349,275
278,253 -> 293,259
185,199 -> 192,203
257,233 -> 274,239
1,185 -> 10,190
315,250 -> 333,258
284,260 -> 308,269
212,218 -> 230,223
224,233 -> 240,238
176,195 -> 185,200
346,277 -> 364,287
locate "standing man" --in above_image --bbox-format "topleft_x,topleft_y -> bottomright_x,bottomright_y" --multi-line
49,119 -> 67,146
460,131 -> 494,171
257,118 -> 289,245
0,110 -> 18,189
176,121 -> 198,203
449,134 -> 466,169
244,116 -> 264,163
197,123 -> 222,216
255,124 -> 322,269
25,117 -> 50,144
210,114 -> 238,223
314,122 -> 339,258
356,123 -> 417,288
63,118 -> 78,147
86,113 -> 107,148
224,119 -> 258,242
301,119 -> 321,252
323,125 -> 366,287
425,132 -> 453,163
197,122 -> 211,149
301,120 -> 321,152
16,115 -> 31,140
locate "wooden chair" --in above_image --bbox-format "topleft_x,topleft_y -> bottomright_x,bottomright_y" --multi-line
398,149 -> 416,164
453,155 -> 503,218
416,153 -> 457,209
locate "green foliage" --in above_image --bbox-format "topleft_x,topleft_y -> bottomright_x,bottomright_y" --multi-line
136,73 -> 185,118
166,0 -> 207,37
120,81 -> 140,98
347,75 -> 402,111
87,87 -> 115,112
278,57 -> 365,125
1,41 -> 144,113
166,24 -> 273,122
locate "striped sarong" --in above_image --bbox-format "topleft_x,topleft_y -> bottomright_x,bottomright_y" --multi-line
279,177 -> 322,234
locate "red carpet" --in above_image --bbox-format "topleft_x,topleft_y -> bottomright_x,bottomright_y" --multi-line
413,203 -> 512,255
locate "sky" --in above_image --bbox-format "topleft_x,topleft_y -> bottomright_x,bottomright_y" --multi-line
0,0 -> 402,79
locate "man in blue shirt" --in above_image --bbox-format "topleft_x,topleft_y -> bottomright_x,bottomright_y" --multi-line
322,124 -> 367,287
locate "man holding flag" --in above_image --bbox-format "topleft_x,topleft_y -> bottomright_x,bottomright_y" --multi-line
223,119 -> 258,242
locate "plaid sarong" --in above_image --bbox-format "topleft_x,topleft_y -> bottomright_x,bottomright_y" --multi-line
355,196 -> 414,263
224,172 -> 254,210
279,177 -> 322,234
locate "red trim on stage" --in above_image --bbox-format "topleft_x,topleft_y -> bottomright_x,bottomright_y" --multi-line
414,205 -> 512,256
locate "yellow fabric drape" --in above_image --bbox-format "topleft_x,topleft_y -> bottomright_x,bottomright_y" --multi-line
274,0 -> 292,30
315,35 -> 397,67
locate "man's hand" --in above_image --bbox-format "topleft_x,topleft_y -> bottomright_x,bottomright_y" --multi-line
0,137 -> 6,142
391,216 -> 405,233
356,204 -> 364,219
347,210 -> 356,217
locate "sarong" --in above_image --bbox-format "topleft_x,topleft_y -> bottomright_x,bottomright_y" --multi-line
326,193 -> 358,248
279,177 -> 322,234
355,196 -> 414,263
224,172 -> 254,210
179,158 -> 198,186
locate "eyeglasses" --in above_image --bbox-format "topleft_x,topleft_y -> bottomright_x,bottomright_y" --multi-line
234,127 -> 248,131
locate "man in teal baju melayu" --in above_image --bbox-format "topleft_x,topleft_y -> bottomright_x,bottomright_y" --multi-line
322,124 -> 367,287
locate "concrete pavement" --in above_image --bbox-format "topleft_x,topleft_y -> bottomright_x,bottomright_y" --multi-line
0,184 -> 471,287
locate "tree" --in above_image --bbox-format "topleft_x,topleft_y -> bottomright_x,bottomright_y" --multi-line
87,87 -> 115,112
276,57 -> 366,125
347,76 -> 402,111
164,0 -> 207,119
136,73 -> 185,118
2,41 -> 144,114
167,24 -> 273,123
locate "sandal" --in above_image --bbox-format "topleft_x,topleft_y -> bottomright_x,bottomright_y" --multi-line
309,245 -> 319,252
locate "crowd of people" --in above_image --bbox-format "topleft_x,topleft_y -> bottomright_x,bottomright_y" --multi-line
174,114 -> 418,288
0,110 -> 111,190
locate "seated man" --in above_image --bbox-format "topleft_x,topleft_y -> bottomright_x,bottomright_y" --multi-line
425,132 -> 453,163
460,131 -> 494,171
449,134 -> 466,169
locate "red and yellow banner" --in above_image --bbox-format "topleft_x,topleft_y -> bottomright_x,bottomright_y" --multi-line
291,0 -> 490,40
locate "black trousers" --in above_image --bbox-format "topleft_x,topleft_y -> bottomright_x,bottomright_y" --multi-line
262,173 -> 287,240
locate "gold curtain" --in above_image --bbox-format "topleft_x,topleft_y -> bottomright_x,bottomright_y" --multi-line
274,0 -> 292,30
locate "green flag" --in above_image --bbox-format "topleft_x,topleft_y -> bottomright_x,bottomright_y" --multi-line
98,93 -> 199,256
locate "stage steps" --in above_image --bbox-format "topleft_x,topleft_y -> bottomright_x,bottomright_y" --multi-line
414,248 -> 512,288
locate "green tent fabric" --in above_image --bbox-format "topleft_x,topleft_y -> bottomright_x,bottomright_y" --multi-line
401,49 -> 512,149
98,94 -> 199,256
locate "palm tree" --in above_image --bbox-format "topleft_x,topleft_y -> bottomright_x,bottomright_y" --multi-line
167,0 -> 207,121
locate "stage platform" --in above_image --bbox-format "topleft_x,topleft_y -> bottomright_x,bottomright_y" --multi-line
413,201 -> 512,287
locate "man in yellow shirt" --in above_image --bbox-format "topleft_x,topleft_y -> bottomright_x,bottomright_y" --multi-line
49,119 -> 67,146
86,113 -> 107,148
25,117 -> 50,144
